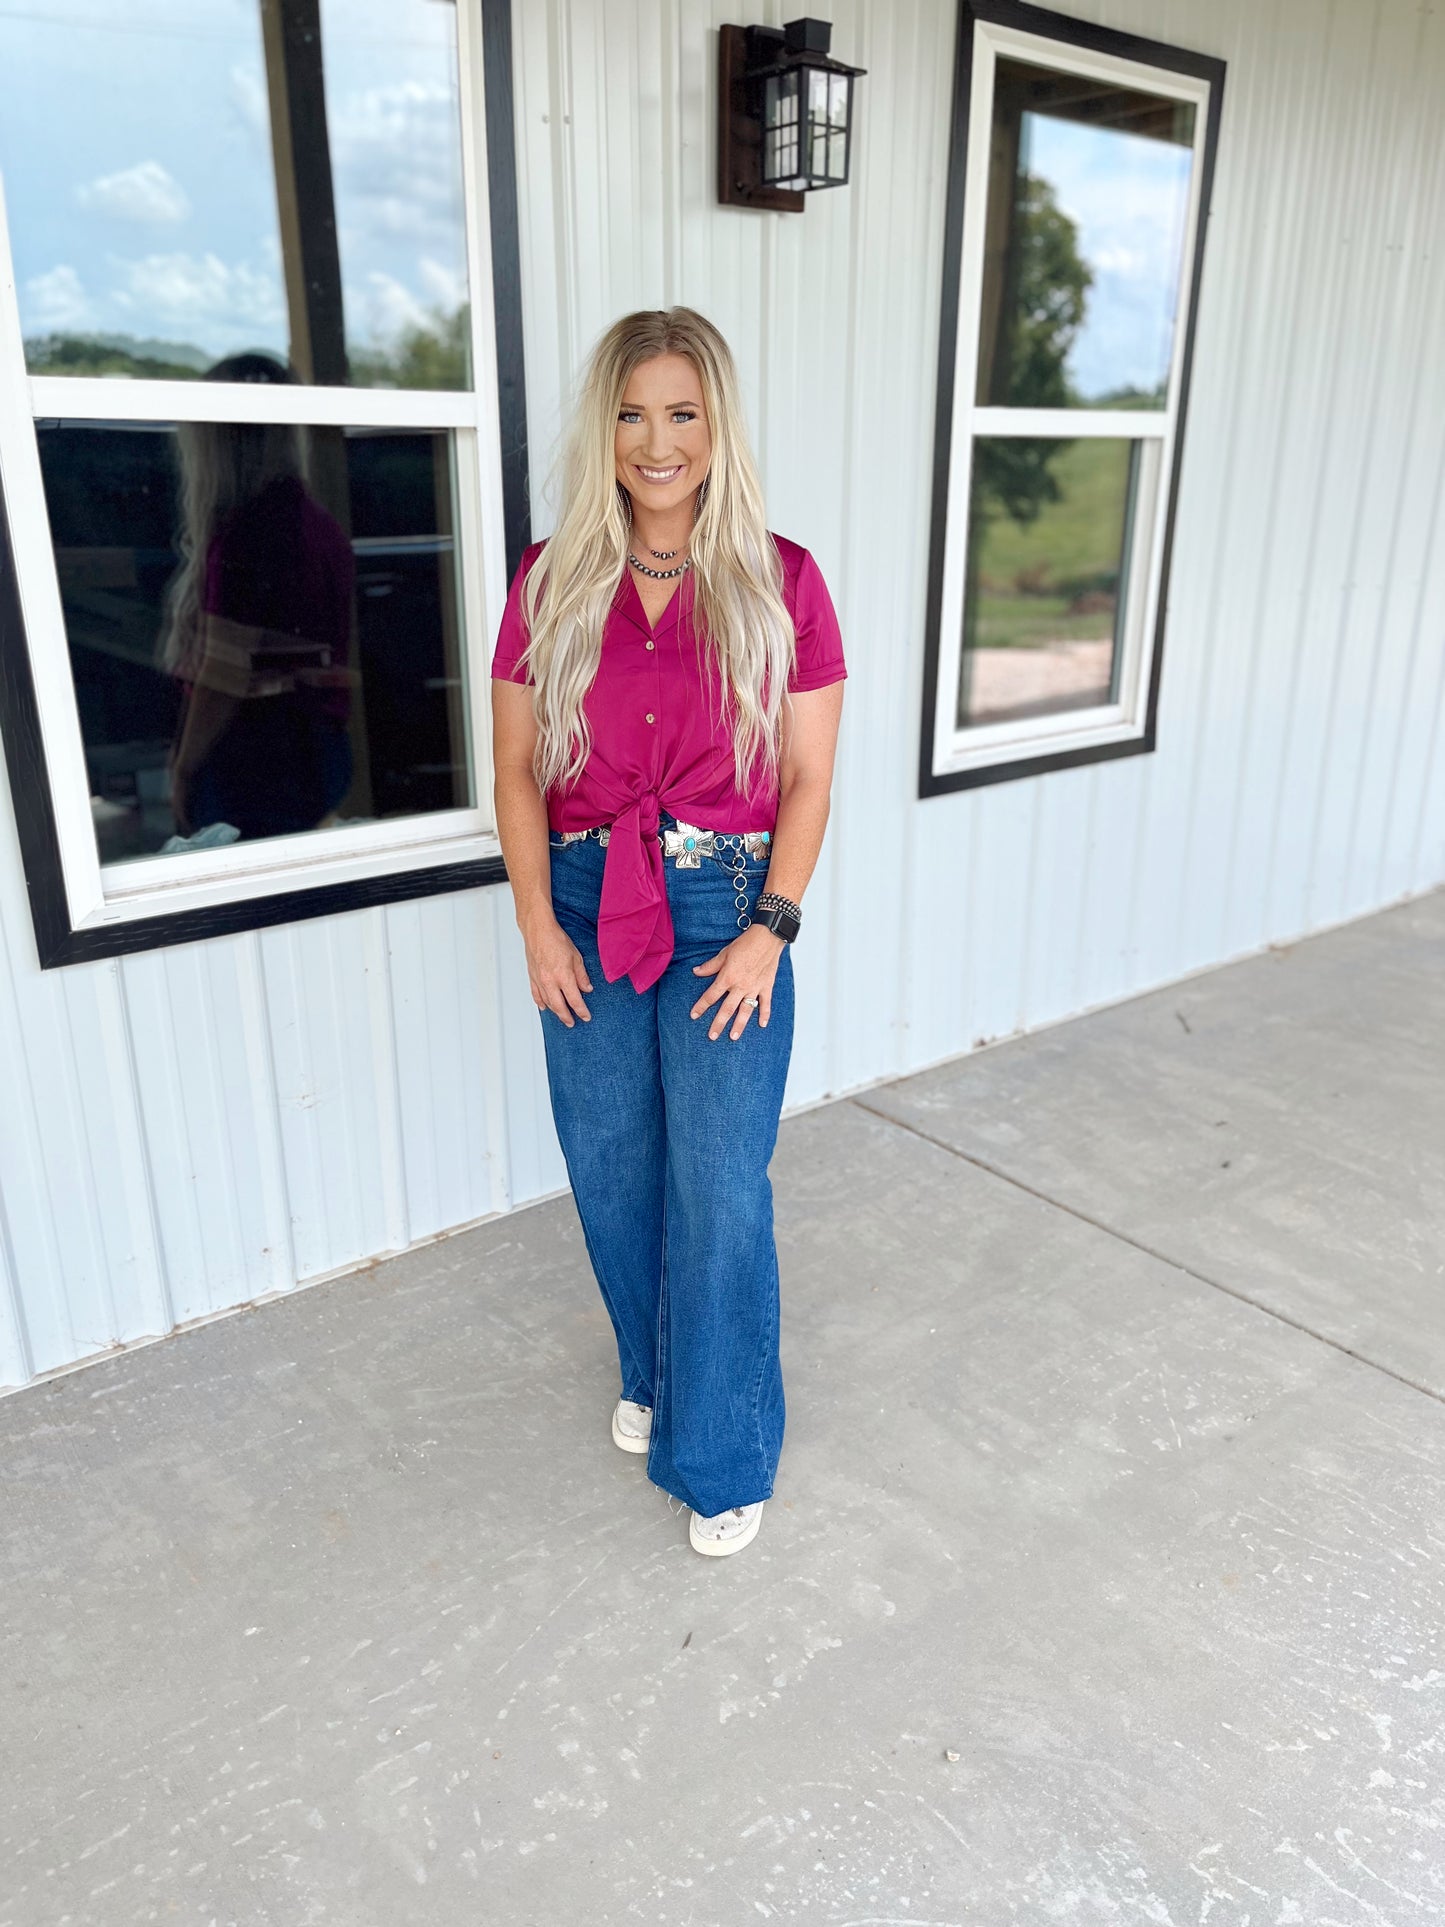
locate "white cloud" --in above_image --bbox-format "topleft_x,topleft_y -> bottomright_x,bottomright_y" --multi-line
348,255 -> 466,347
229,62 -> 268,134
330,78 -> 466,248
25,264 -> 92,331
418,254 -> 467,309
353,269 -> 430,342
1092,242 -> 1150,281
114,251 -> 284,333
77,160 -> 191,226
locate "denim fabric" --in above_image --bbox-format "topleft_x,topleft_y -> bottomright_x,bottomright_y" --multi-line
539,809 -> 794,1516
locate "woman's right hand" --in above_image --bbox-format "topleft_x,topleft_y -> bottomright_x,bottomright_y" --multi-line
522,910 -> 594,1025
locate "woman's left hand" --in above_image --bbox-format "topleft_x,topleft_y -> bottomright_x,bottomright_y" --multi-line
691,924 -> 786,1040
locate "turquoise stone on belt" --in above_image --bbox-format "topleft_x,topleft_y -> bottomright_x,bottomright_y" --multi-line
663,820 -> 716,867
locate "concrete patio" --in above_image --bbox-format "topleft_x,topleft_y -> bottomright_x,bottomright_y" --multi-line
2,889 -> 1442,1927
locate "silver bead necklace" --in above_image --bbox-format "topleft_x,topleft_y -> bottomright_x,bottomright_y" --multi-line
627,550 -> 692,580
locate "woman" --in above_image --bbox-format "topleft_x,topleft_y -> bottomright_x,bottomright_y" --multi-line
159,352 -> 355,847
490,307 -> 846,1558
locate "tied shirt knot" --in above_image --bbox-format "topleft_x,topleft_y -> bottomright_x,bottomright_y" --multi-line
597,788 -> 674,993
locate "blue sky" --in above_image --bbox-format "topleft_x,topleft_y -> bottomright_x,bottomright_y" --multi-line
1020,109 -> 1195,402
0,0 -> 469,364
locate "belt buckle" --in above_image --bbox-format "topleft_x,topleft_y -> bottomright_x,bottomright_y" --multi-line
658,820 -> 772,866
663,819 -> 715,867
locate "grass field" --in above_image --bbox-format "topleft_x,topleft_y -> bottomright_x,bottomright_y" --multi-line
967,435 -> 1131,649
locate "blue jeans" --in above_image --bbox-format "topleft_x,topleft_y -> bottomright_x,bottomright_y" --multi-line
540,810 -> 795,1516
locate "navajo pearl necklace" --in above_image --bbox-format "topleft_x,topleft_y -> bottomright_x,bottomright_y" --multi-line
627,550 -> 692,580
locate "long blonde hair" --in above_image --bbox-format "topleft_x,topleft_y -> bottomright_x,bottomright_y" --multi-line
157,351 -> 306,674
517,307 -> 796,798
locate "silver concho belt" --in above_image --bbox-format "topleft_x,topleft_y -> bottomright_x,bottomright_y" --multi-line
556,818 -> 772,869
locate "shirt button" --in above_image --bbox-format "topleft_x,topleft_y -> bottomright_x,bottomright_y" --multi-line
645,712 -> 655,724
645,640 -> 655,650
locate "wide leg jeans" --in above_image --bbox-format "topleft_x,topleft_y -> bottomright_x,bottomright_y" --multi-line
539,813 -> 795,1517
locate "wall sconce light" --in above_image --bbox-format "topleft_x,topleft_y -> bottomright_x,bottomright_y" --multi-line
718,17 -> 867,211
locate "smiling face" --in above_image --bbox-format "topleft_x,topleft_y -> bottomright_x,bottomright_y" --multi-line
614,351 -> 712,514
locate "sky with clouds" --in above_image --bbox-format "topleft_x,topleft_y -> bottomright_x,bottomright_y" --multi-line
0,6 -> 1193,400
1020,110 -> 1195,403
0,0 -> 469,370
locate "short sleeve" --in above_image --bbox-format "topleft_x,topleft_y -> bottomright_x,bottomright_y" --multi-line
786,548 -> 847,693
490,543 -> 543,685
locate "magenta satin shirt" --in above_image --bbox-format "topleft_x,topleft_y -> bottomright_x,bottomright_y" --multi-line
490,532 -> 847,992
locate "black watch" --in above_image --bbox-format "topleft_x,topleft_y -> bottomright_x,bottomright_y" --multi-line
751,899 -> 801,943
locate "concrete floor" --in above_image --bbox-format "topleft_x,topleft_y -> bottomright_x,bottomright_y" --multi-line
2,892 -> 1443,1927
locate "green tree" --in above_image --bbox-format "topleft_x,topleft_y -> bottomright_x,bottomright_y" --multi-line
348,303 -> 470,392
975,171 -> 1092,529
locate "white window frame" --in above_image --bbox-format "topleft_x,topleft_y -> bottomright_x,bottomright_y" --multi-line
0,0 -> 510,939
926,8 -> 1218,789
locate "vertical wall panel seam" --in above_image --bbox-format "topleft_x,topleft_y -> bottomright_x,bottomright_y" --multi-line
377,910 -> 417,1250
1168,0 -> 1277,968
1341,7 -> 1445,911
114,959 -> 176,1339
57,975 -> 125,1347
1402,476 -> 1445,886
1016,781 -> 1045,1034
367,908 -> 412,1255
1213,0 -> 1334,959
1257,0 -> 1377,939
323,920 -> 368,1265
242,931 -> 299,1293
828,0 -> 870,1099
186,951 -> 251,1310
1362,3 -> 1445,901
661,0 -> 678,303
1070,771 -> 1101,1024
541,0 -> 576,409
1299,0 -> 1401,929
0,1134 -> 33,1388
149,957 -> 210,1312
0,907 -> 73,1362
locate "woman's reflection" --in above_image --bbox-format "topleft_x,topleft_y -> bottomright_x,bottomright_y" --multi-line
158,352 -> 356,843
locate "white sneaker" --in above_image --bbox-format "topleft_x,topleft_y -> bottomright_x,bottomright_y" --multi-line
689,1500 -> 765,1557
612,1398 -> 652,1453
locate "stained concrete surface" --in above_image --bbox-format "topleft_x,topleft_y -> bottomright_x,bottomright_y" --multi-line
1,891 -> 1442,1926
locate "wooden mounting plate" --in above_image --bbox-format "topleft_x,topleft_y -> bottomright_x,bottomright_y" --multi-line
717,23 -> 806,211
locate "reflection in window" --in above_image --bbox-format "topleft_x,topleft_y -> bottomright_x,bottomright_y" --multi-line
959,436 -> 1137,728
38,385 -> 472,866
977,58 -> 1195,411
0,0 -> 470,390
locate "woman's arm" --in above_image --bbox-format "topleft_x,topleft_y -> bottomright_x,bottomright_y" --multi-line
491,679 -> 594,1026
690,679 -> 846,1041
169,683 -> 242,834
761,681 -> 846,908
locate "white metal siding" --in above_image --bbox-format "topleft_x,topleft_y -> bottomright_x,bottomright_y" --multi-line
2,0 -> 1442,1391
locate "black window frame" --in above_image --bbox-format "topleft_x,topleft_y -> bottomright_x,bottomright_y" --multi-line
919,0 -> 1228,799
0,0 -> 530,968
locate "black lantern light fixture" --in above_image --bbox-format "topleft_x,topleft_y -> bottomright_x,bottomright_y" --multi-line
719,17 -> 867,211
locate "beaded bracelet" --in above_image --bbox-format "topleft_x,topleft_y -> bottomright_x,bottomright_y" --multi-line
755,891 -> 802,922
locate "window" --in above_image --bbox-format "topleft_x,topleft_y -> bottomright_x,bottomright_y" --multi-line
920,0 -> 1226,795
0,0 -> 528,966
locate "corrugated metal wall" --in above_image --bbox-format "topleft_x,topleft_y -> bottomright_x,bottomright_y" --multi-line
2,0 -> 1443,1392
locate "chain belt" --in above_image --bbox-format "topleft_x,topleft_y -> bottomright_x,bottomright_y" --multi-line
554,819 -> 773,930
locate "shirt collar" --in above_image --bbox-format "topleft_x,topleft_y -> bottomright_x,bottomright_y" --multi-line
614,561 -> 693,644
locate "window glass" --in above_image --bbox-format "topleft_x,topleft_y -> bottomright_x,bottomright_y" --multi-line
37,403 -> 472,866
958,434 -> 1138,727
0,0 -> 470,390
977,58 -> 1196,410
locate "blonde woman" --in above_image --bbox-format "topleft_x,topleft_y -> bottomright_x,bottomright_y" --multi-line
490,308 -> 846,1557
